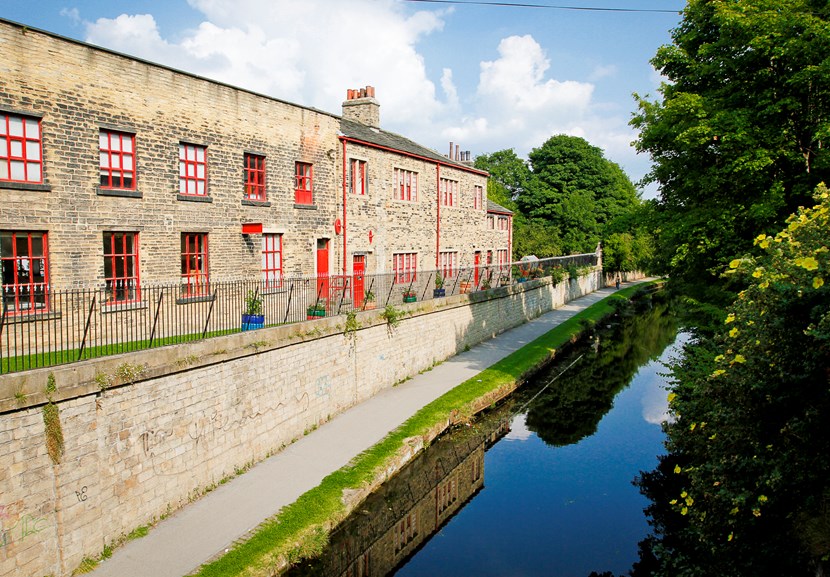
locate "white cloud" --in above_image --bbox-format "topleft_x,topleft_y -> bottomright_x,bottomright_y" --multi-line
505,414 -> 533,441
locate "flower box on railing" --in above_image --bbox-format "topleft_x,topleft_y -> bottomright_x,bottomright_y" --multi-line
306,306 -> 326,320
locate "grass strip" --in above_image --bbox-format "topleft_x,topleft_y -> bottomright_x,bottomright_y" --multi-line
194,282 -> 657,577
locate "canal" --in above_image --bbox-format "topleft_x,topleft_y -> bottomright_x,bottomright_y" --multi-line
286,293 -> 683,577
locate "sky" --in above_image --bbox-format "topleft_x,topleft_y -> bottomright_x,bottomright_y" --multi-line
0,0 -> 686,197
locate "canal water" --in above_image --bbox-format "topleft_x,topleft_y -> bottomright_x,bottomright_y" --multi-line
286,294 -> 683,577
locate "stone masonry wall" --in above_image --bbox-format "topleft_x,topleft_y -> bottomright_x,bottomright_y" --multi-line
0,266 -> 602,577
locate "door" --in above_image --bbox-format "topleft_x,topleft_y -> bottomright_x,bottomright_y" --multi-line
316,239 -> 329,302
474,251 -> 481,285
353,255 -> 365,306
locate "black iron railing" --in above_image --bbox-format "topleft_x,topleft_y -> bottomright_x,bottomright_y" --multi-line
0,253 -> 598,374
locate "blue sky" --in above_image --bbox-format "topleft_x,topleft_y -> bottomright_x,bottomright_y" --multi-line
0,0 -> 685,196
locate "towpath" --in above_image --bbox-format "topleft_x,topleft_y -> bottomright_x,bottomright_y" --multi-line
90,280 -> 650,577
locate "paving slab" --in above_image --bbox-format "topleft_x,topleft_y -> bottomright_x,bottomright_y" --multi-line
89,281 -> 646,577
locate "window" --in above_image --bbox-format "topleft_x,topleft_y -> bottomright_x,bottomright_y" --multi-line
436,476 -> 458,515
244,153 -> 266,201
0,113 -> 42,183
439,178 -> 458,207
486,215 -> 495,229
473,185 -> 483,210
1,231 -> 49,314
496,249 -> 509,268
179,144 -> 207,196
181,233 -> 209,297
394,512 -> 418,553
99,130 -> 136,189
262,233 -> 283,289
295,162 -> 313,205
498,216 -> 509,231
393,252 -> 417,284
439,251 -> 457,279
103,232 -> 140,304
349,159 -> 367,195
393,168 -> 417,201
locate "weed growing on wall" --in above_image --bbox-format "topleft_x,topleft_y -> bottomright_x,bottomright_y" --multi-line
42,373 -> 64,465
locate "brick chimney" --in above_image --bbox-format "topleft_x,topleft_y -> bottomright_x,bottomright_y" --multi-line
342,85 -> 380,128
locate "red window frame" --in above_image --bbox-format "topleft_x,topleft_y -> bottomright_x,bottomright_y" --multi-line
0,231 -> 49,314
262,233 -> 283,289
473,185 -> 483,210
486,215 -> 495,229
295,162 -> 313,205
349,159 -> 367,195
99,130 -> 136,190
244,153 -> 266,201
103,232 -> 140,304
179,143 -> 208,196
440,178 -> 458,207
0,113 -> 43,184
393,252 -> 417,284
498,216 -> 509,231
439,251 -> 457,279
180,233 -> 209,297
394,168 -> 417,201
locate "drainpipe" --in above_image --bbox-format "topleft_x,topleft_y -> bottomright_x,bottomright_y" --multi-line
342,138 -> 348,276
435,164 -> 441,268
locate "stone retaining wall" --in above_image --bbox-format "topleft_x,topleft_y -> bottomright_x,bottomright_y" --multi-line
0,271 -> 601,577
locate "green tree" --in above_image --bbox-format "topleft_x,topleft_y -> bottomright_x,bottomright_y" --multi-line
474,148 -> 527,211
520,135 -> 640,254
640,185 -> 830,576
632,0 -> 830,302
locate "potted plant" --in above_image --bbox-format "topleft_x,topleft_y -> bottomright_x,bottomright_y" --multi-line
306,303 -> 326,320
242,290 -> 264,331
433,272 -> 446,298
402,290 -> 417,303
363,290 -> 376,310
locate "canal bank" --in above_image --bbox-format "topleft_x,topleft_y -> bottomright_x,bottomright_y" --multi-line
89,279 -> 660,577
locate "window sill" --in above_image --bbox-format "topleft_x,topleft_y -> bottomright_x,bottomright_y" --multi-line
177,194 -> 213,203
101,301 -> 148,314
294,203 -> 317,210
176,294 -> 215,305
0,181 -> 52,192
242,199 -> 271,208
98,187 -> 142,198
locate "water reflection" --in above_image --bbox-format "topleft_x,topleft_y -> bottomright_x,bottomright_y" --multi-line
284,409 -> 513,577
520,296 -> 678,447
287,293 -> 681,577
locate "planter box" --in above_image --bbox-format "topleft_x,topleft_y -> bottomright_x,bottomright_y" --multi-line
241,314 -> 265,331
403,295 -> 417,303
433,288 -> 446,298
306,309 -> 326,320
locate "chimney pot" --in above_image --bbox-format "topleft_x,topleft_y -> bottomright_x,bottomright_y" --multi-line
366,85 -> 375,98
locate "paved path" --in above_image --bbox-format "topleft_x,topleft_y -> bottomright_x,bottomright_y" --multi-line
90,281 -> 647,577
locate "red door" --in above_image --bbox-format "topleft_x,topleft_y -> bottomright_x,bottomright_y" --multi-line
474,251 -> 481,285
353,255 -> 365,306
316,239 -> 329,302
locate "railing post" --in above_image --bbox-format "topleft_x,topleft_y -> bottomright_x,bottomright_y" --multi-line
362,277 -> 375,311
202,288 -> 218,339
337,278 -> 350,314
149,291 -> 164,348
283,281 -> 294,324
77,294 -> 97,361
422,272 -> 433,301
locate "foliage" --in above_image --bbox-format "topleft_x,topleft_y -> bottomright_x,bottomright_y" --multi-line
243,290 -> 263,316
520,135 -> 641,254
474,148 -> 527,211
632,0 -> 830,301
434,272 -> 444,288
380,305 -> 404,335
639,185 -> 830,576
42,373 -> 64,465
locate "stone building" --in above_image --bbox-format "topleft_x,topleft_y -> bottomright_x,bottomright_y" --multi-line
0,17 -> 512,315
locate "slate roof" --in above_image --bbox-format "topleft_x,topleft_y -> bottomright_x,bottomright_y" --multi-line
339,118 -> 486,175
487,199 -> 514,215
